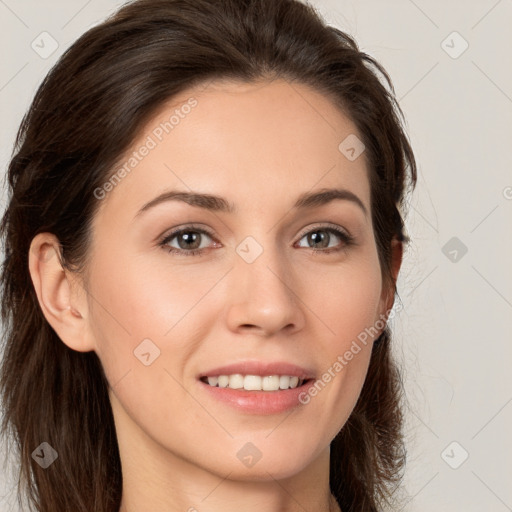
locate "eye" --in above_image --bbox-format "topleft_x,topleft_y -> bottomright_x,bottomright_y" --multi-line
295,225 -> 354,254
158,226 -> 218,256
158,223 -> 354,257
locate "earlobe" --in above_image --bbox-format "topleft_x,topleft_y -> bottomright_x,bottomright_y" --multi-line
28,232 -> 95,353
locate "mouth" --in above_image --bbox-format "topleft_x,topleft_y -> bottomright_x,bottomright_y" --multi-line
196,361 -> 317,414
199,373 -> 313,392
197,374 -> 316,415
199,374 -> 314,391
197,361 -> 316,390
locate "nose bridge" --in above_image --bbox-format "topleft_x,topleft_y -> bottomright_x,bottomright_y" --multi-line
239,229 -> 292,281
225,233 -> 304,334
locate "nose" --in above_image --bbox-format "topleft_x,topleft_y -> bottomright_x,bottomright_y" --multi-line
224,240 -> 306,337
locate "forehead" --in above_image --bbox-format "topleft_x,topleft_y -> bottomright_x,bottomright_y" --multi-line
94,78 -> 370,221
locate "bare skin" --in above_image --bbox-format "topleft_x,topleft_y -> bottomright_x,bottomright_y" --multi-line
29,78 -> 401,512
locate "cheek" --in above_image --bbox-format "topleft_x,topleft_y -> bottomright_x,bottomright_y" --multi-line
86,249 -> 222,377
85,252 -> 220,438
310,251 -> 384,349
298,251 -> 384,427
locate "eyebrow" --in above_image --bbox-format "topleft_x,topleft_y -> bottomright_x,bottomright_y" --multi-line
134,187 -> 368,219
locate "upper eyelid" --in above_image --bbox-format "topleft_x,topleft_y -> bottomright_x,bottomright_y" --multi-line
161,224 -> 216,241
296,222 -> 351,238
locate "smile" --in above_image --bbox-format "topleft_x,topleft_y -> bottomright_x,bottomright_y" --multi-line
200,374 -> 306,391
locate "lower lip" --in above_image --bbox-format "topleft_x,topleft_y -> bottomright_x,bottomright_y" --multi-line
197,379 -> 316,415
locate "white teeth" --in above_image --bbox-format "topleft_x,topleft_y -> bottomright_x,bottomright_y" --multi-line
207,376 -> 218,387
279,375 -> 290,389
244,375 -> 261,390
229,374 -> 244,389
262,375 -> 280,391
217,375 -> 229,388
202,374 -> 305,391
289,376 -> 299,388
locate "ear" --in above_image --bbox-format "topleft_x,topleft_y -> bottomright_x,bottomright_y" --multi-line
379,236 -> 403,318
28,232 -> 95,353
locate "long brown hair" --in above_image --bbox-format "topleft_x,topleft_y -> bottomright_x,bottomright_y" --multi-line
0,0 -> 417,510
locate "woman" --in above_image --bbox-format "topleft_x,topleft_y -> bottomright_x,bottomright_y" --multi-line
0,0 -> 417,511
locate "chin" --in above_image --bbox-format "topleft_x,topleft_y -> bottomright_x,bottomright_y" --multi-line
197,436 -> 323,482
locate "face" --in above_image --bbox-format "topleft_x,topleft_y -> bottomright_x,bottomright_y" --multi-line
45,79 -> 397,482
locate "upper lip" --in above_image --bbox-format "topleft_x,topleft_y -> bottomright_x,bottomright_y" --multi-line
198,361 -> 316,380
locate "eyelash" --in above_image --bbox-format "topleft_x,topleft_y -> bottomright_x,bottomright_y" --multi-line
158,223 -> 355,257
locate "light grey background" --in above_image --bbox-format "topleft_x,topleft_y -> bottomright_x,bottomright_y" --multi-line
1,0 -> 511,511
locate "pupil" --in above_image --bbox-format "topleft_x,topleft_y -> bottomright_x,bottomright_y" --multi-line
309,230 -> 328,248
180,231 -> 200,250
